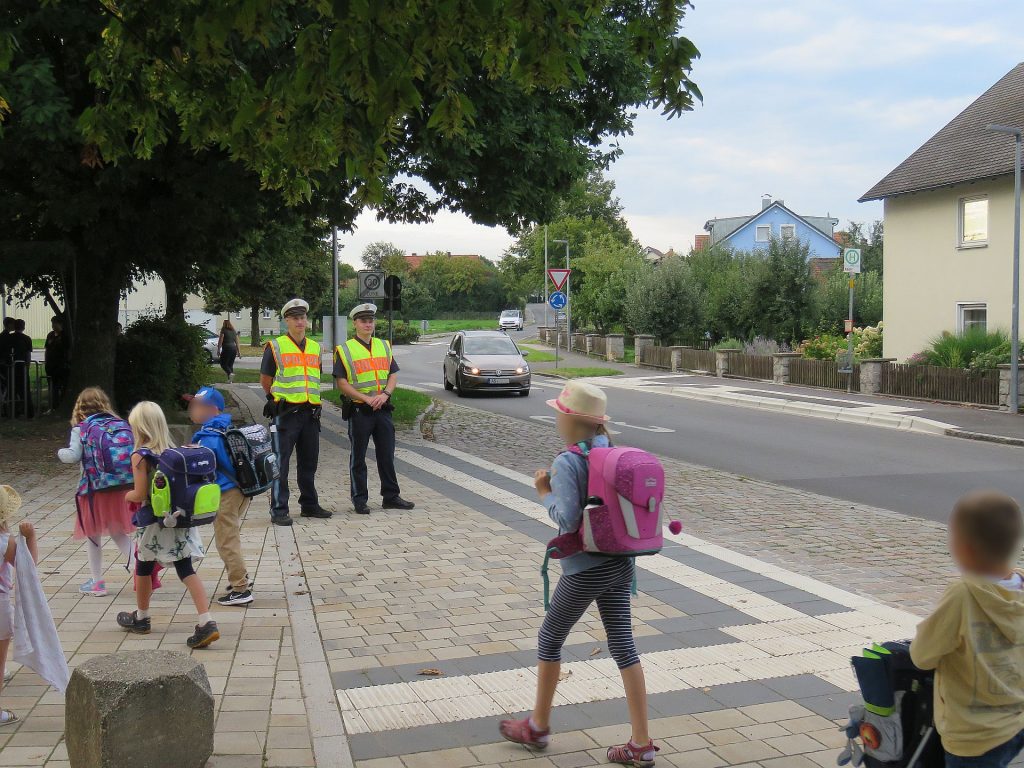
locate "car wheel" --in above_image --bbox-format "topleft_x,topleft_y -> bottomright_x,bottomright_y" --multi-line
455,372 -> 467,397
207,351 -> 214,363
443,368 -> 453,391
520,388 -> 530,397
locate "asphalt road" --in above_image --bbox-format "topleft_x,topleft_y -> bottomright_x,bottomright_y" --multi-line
394,321 -> 1024,524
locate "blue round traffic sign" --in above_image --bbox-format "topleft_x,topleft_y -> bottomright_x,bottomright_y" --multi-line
549,291 -> 567,310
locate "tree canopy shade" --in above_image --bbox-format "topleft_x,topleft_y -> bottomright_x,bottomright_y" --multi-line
80,0 -> 701,226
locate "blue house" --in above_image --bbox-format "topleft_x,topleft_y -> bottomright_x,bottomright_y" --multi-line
701,197 -> 841,260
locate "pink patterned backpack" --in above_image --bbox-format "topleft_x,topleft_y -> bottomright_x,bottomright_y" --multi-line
542,443 -> 672,607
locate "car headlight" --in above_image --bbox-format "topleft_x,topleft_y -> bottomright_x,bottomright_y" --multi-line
516,366 -> 526,374
462,363 -> 480,375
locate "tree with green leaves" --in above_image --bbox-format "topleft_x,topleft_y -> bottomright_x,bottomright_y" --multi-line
80,2 -> 701,221
838,221 -> 884,276
746,238 -> 816,344
572,234 -> 645,333
624,257 -> 703,344
362,242 -> 406,271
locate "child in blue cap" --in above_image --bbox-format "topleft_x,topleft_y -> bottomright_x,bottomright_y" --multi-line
187,387 -> 253,606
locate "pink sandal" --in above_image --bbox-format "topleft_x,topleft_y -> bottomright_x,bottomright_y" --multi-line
499,717 -> 550,749
607,740 -> 659,768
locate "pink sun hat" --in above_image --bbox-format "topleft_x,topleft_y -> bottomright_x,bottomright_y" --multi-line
546,381 -> 611,423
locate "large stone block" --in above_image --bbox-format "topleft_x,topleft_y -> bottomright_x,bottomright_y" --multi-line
67,651 -> 214,768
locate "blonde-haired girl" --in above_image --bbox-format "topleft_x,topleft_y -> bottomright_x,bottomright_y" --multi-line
117,402 -> 218,649
58,387 -> 134,597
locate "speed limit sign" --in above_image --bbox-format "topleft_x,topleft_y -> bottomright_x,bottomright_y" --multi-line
358,270 -> 386,299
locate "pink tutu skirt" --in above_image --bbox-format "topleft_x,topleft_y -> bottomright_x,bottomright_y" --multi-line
74,488 -> 135,539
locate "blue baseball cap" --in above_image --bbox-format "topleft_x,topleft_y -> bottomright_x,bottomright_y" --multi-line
182,386 -> 225,411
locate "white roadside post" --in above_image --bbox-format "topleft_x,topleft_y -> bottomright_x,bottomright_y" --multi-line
843,247 -> 862,394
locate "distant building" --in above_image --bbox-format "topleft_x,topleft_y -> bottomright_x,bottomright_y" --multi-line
700,197 -> 841,261
404,252 -> 483,270
860,62 -> 1024,360
693,234 -> 711,252
642,246 -> 676,264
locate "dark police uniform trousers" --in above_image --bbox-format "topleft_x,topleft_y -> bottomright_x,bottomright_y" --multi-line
272,404 -> 321,516
347,403 -> 400,506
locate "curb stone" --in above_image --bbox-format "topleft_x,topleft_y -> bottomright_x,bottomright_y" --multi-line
945,428 -> 1024,447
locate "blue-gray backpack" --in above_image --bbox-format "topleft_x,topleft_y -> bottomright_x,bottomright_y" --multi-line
215,424 -> 279,498
139,446 -> 221,528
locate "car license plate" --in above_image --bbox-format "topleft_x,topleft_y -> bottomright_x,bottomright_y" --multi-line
489,377 -> 510,385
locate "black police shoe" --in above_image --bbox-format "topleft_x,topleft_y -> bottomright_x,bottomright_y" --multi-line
271,513 -> 294,527
382,497 -> 415,510
354,503 -> 372,515
300,506 -> 333,519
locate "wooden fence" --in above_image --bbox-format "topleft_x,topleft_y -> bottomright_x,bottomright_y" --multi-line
726,353 -> 773,381
790,358 -> 860,392
880,363 -> 999,405
677,348 -> 716,372
591,336 -> 607,358
572,335 -> 587,354
640,345 -> 673,370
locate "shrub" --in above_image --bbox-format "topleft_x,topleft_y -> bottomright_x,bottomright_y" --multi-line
374,321 -> 421,345
743,336 -> 789,356
712,338 -> 743,351
924,329 -> 1009,369
115,317 -> 208,413
854,324 -> 883,359
800,334 -> 847,360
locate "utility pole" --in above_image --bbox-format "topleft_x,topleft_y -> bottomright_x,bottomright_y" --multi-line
331,226 -> 340,356
544,225 -> 549,328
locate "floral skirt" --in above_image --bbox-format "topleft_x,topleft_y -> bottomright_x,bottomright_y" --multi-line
136,524 -> 205,565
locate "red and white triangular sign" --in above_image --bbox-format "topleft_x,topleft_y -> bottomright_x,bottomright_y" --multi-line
547,268 -> 571,291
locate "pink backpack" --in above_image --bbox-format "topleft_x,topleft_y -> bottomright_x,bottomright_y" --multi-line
542,443 -> 671,608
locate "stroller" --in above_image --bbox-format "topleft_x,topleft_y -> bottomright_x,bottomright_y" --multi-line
839,640 -> 944,767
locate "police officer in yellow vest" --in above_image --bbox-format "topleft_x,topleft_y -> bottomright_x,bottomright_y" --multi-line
334,303 -> 415,515
260,298 -> 332,526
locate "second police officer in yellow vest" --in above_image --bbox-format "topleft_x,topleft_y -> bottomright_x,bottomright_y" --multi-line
334,303 -> 415,515
260,298 -> 333,526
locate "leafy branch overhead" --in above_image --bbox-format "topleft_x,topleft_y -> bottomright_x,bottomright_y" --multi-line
79,0 -> 701,223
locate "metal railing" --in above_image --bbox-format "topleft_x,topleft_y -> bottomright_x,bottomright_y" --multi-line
1,360 -> 47,419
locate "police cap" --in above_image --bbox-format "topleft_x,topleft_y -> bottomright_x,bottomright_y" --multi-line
281,298 -> 309,318
349,303 -> 378,321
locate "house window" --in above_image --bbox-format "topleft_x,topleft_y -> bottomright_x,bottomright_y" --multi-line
780,224 -> 796,240
957,303 -> 987,333
261,308 -> 272,319
234,311 -> 242,319
755,225 -> 771,242
959,196 -> 988,247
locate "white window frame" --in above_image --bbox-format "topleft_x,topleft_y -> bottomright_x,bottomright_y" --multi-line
755,224 -> 771,243
234,311 -> 242,319
261,308 -> 273,319
957,195 -> 989,249
780,224 -> 796,240
956,302 -> 987,334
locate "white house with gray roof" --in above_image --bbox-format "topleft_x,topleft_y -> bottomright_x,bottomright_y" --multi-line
861,61 -> 1024,361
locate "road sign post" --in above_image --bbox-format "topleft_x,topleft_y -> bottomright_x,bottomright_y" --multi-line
549,292 -> 567,369
842,248 -> 861,393
547,269 -> 570,291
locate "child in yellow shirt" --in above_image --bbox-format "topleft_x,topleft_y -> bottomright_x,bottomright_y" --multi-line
912,491 -> 1024,767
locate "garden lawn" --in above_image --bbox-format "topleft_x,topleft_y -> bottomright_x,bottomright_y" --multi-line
321,387 -> 432,426
204,367 -> 266,384
540,367 -> 623,379
520,346 -> 557,363
418,319 -> 497,333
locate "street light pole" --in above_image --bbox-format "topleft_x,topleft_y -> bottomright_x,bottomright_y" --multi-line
544,225 -> 549,329
988,124 -> 1023,413
553,239 -> 570,350
331,226 -> 340,355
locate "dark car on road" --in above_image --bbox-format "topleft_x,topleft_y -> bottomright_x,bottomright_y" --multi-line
443,331 -> 530,397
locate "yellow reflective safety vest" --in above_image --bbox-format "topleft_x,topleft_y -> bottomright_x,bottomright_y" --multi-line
268,335 -> 321,404
336,337 -> 393,397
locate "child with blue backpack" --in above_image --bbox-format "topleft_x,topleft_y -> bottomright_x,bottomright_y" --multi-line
186,386 -> 253,607
58,387 -> 135,597
116,401 -> 219,649
499,381 -> 658,768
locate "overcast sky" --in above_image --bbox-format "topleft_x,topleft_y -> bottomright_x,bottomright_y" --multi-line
337,0 -> 1024,267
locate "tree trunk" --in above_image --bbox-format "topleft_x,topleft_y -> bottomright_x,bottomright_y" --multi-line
64,257 -> 126,416
165,284 -> 186,322
251,303 -> 261,345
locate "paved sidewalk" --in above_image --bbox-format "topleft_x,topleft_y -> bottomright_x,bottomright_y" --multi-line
3,385 -> 1018,767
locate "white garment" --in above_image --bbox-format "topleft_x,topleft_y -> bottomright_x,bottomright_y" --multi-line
11,535 -> 70,693
996,572 -> 1024,591
58,426 -> 84,483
